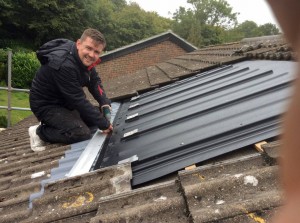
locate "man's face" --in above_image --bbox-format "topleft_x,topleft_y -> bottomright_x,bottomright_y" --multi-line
76,37 -> 104,67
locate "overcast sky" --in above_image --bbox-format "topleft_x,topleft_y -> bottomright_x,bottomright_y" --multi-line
128,0 -> 279,27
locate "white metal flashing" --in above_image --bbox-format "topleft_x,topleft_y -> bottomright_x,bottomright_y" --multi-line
66,102 -> 120,177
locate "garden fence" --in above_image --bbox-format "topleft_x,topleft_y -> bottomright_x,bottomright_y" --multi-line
0,51 -> 31,127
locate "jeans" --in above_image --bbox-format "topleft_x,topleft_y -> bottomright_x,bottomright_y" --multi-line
36,107 -> 97,144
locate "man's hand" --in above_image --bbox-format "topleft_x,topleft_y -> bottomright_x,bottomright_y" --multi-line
102,124 -> 113,134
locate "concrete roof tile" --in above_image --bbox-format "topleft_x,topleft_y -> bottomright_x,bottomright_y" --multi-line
218,208 -> 279,223
22,163 -> 132,223
146,65 -> 171,85
0,209 -> 32,223
156,62 -> 191,79
191,191 -> 281,223
167,58 -> 215,72
179,154 -> 281,222
91,180 -> 189,223
104,69 -> 151,100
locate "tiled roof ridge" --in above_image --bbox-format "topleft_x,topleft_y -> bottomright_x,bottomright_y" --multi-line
241,34 -> 285,43
200,41 -> 241,49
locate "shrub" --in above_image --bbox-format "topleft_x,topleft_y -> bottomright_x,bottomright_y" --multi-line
0,48 -> 7,83
11,51 -> 40,88
0,48 -> 7,62
0,115 -> 7,128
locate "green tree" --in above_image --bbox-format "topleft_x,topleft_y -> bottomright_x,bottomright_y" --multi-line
108,2 -> 171,50
83,0 -> 117,51
221,28 -> 244,43
172,0 -> 238,47
257,23 -> 280,36
0,0 -> 171,51
172,7 -> 202,46
188,0 -> 238,28
234,20 -> 261,38
201,25 -> 224,46
222,21 -> 280,43
0,0 -> 99,47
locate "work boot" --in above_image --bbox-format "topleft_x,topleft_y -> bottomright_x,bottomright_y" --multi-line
28,125 -> 47,152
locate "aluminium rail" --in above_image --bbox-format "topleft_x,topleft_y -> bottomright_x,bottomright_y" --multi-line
0,51 -> 31,127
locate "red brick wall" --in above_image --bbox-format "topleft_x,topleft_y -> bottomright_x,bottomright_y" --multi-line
96,40 -> 188,82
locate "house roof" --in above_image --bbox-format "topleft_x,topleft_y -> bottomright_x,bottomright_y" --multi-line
100,30 -> 198,62
104,34 -> 294,101
0,34 -> 295,222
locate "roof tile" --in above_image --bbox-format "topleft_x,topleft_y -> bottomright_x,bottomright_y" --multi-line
179,155 -> 281,222
146,65 -> 171,86
22,163 -> 132,223
90,180 -> 189,223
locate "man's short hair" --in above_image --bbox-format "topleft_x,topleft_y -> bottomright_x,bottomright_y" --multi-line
80,28 -> 106,48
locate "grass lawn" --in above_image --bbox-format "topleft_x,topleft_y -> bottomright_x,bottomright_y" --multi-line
0,89 -> 33,127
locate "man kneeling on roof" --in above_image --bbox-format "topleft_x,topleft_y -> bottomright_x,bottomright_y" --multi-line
28,28 -> 113,152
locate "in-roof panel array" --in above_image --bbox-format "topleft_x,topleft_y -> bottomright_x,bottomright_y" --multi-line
95,61 -> 296,185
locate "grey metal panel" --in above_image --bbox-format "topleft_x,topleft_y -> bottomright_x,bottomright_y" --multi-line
99,61 -> 296,185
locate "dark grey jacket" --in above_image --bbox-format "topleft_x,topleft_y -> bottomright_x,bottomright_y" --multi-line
30,39 -> 110,130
